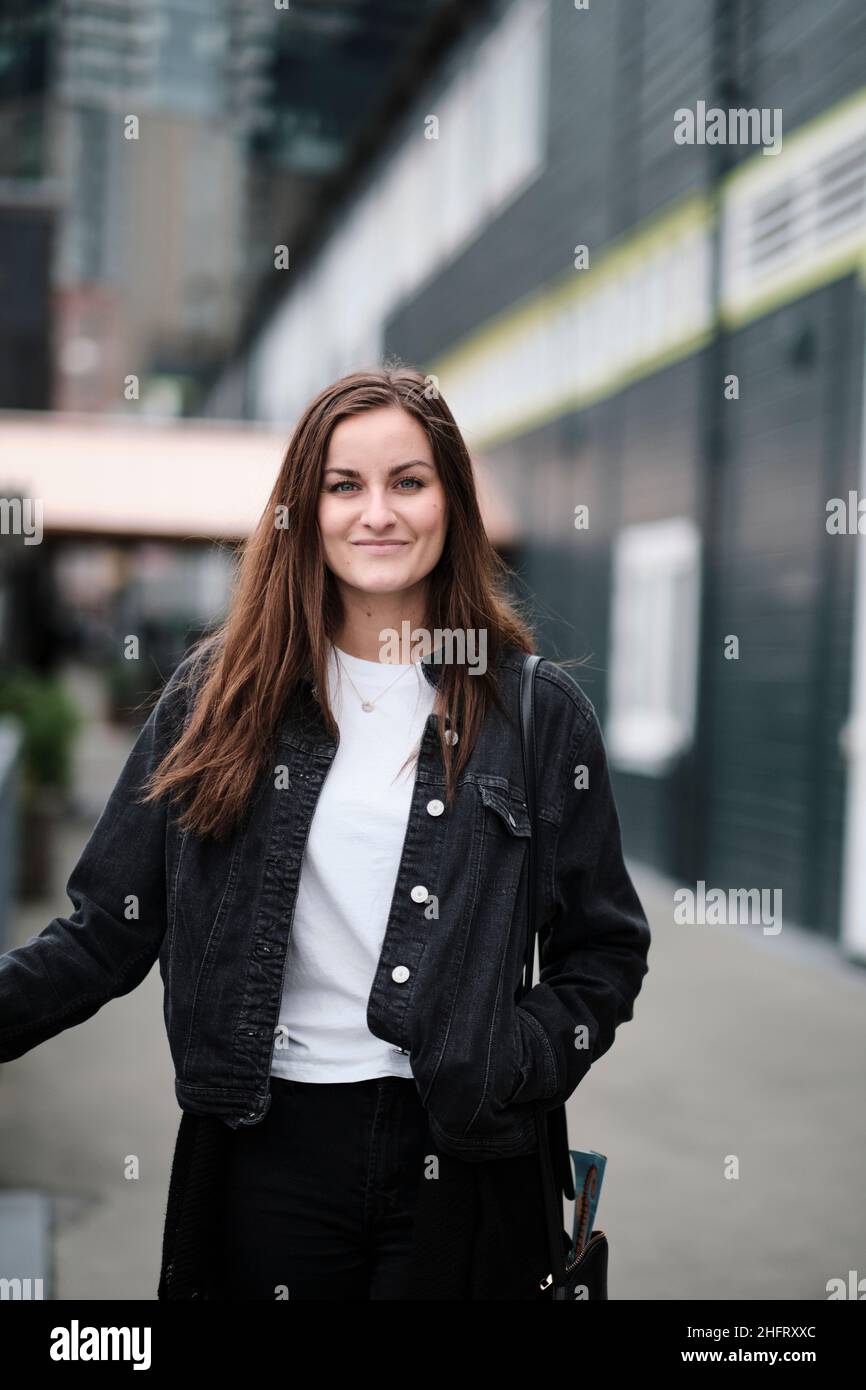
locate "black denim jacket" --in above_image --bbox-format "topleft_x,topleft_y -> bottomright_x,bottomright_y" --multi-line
0,644 -> 651,1161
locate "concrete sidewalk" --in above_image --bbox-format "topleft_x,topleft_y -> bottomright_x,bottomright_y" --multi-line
1,669 -> 865,1298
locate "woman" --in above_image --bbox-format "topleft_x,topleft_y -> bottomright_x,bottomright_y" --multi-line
0,366 -> 651,1300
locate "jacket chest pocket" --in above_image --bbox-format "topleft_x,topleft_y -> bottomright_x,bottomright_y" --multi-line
475,779 -> 531,898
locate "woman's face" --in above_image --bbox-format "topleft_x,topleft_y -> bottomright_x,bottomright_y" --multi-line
318,405 -> 448,600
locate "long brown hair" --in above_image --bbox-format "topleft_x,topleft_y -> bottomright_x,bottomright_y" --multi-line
142,365 -> 537,839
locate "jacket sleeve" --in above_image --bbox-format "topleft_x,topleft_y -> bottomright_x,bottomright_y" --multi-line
0,657 -> 195,1062
508,698 -> 651,1108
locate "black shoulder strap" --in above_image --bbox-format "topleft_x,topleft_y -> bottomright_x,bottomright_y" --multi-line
519,652 -> 572,1295
519,653 -> 565,997
519,653 -> 542,995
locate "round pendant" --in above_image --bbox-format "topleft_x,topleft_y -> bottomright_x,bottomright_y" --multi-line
361,700 -> 374,712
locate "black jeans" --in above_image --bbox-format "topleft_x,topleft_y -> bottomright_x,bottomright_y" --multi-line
212,1076 -> 431,1300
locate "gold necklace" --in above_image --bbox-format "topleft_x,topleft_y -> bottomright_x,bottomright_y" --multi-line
334,648 -> 417,712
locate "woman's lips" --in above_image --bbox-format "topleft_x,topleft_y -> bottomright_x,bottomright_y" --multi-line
352,541 -> 409,554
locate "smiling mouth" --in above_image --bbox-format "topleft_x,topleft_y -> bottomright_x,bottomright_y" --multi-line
352,541 -> 409,548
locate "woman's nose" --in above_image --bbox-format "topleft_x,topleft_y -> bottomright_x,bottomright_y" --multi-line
359,491 -> 398,525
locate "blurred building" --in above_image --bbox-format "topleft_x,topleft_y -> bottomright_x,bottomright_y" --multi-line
0,0 -> 457,414
202,0 -> 866,959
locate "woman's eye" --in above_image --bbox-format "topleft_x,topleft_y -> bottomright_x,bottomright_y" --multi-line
327,476 -> 424,493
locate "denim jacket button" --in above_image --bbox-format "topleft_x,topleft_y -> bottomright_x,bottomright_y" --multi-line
426,799 -> 444,816
391,965 -> 410,983
410,884 -> 428,902
445,729 -> 458,745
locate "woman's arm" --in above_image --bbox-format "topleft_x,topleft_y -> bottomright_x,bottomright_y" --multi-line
0,656 -> 195,1061
508,697 -> 652,1107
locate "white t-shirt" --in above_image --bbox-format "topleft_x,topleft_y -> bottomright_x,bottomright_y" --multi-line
270,643 -> 437,1082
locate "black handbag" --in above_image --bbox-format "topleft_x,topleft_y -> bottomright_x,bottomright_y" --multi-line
519,653 -> 609,1300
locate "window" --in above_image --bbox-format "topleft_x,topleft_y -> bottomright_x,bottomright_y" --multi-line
606,517 -> 701,775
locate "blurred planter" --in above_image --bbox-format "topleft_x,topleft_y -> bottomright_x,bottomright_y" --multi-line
19,786 -> 57,900
0,673 -> 81,901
